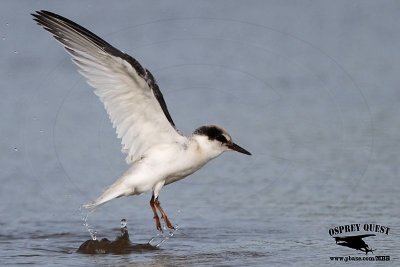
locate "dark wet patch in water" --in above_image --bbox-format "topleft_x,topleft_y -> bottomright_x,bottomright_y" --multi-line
77,222 -> 158,254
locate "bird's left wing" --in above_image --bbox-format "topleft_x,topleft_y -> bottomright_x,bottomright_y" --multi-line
32,10 -> 185,164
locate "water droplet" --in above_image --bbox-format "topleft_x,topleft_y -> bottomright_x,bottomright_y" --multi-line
156,238 -> 167,248
13,147 -> 18,152
39,129 -> 44,133
13,50 -> 18,54
82,214 -> 98,241
93,231 -> 97,240
5,23 -> 9,27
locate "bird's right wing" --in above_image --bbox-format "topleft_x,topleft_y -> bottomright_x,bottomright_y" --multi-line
32,10 -> 185,164
335,234 -> 376,242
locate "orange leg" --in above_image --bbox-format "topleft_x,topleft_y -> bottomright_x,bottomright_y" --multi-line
154,197 -> 175,230
150,195 -> 162,232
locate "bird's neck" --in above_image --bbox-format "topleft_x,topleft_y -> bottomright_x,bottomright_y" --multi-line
189,135 -> 224,162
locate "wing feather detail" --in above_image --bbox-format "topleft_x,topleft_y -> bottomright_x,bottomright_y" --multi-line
32,10 -> 183,164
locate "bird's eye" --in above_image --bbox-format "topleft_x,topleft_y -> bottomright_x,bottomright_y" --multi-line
216,134 -> 227,143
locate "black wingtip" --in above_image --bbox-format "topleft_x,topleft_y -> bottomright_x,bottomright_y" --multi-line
31,10 -> 65,23
31,10 -> 48,18
31,10 -> 50,25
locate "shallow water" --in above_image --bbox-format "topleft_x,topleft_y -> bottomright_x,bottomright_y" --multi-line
1,1 -> 400,266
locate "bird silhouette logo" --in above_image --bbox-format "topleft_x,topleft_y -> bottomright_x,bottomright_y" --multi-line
334,234 -> 376,254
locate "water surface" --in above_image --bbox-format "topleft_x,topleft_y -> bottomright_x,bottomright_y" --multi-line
1,1 -> 399,266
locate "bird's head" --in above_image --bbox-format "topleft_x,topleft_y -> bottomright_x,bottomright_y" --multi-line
192,125 -> 251,159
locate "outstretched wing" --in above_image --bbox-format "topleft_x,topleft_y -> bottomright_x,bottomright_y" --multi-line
32,10 -> 184,164
350,234 -> 376,240
334,234 -> 376,242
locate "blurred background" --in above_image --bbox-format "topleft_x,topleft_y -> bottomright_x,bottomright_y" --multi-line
0,1 -> 399,266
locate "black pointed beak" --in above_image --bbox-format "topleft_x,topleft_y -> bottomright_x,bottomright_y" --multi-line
227,142 -> 251,155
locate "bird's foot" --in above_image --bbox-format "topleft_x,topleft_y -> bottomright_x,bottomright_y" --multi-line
161,215 -> 175,230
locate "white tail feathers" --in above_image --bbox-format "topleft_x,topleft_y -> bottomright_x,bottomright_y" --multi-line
81,183 -> 127,211
81,201 -> 104,211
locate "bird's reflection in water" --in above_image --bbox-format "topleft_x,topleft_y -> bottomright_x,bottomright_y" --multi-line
77,219 -> 158,254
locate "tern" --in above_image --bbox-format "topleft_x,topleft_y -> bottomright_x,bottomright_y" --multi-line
32,10 -> 251,231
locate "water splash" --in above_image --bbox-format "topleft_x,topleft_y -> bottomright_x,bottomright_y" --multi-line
148,224 -> 179,247
121,219 -> 127,228
80,209 -> 97,241
148,209 -> 181,247
79,207 -> 181,247
78,218 -> 159,254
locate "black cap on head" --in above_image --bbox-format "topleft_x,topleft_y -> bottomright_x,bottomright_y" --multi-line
193,125 -> 251,155
193,125 -> 229,142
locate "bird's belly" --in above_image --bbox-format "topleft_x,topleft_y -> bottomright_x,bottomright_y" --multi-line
164,174 -> 186,185
164,163 -> 204,185
133,182 -> 155,194
127,147 -> 208,190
